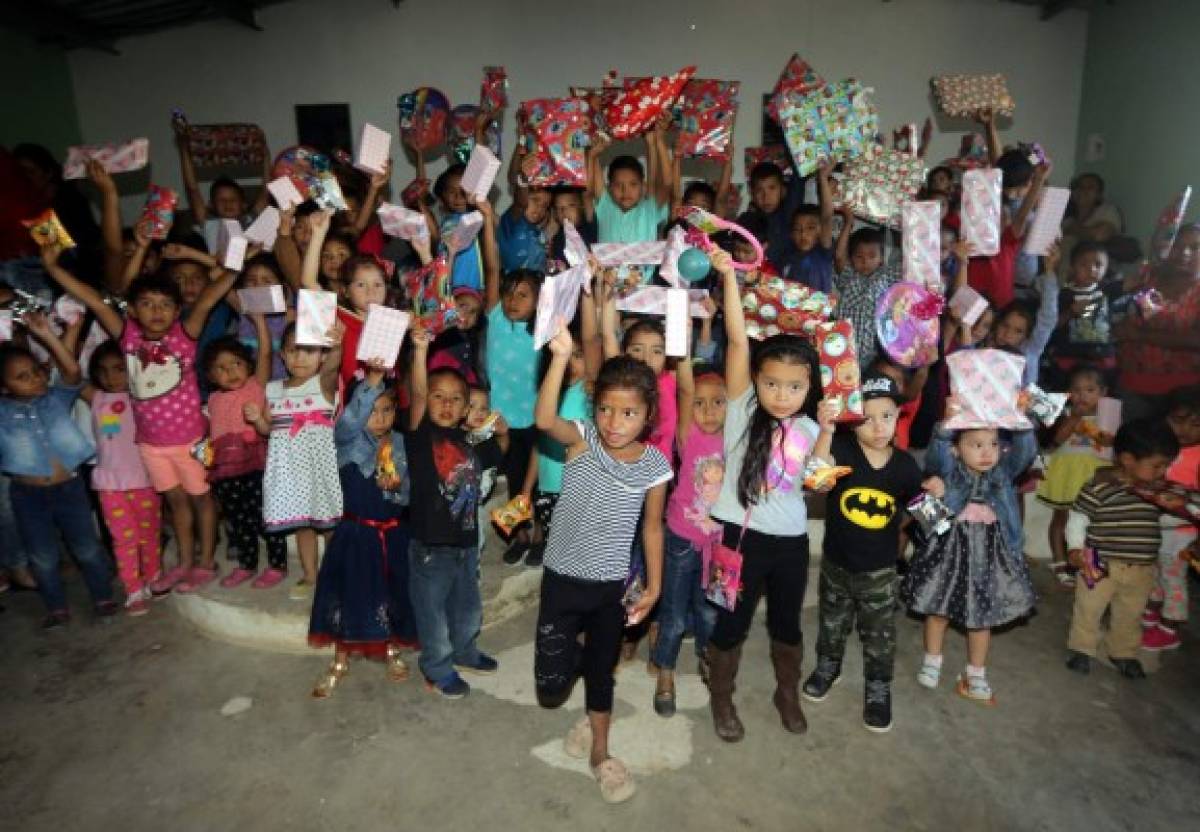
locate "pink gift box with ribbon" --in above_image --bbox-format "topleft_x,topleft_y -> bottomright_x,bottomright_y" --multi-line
944,349 -> 1032,430
960,168 -> 1003,257
902,201 -> 942,290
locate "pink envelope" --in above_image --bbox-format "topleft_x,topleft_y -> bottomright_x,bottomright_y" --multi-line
1023,186 -> 1070,256
63,138 -> 149,180
943,349 -> 1032,430
616,287 -> 712,318
377,202 -> 429,241
296,289 -> 337,346
355,123 -> 391,176
356,305 -> 410,368
533,264 -> 588,349
592,241 -> 667,267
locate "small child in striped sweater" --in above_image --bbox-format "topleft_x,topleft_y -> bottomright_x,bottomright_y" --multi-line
1065,418 -> 1181,679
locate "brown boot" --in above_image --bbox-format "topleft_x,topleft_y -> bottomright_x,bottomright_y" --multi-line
705,644 -> 745,742
769,640 -> 808,734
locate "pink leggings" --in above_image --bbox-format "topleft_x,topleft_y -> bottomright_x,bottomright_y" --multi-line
98,488 -> 163,595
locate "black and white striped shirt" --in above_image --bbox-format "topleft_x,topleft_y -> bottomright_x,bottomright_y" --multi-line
543,420 -> 674,582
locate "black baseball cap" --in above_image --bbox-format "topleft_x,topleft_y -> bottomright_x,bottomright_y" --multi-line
861,372 -> 902,403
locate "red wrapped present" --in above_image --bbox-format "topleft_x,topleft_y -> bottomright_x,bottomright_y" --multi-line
139,185 -> 177,240
766,54 -> 827,124
517,98 -> 592,188
186,124 -> 267,168
480,66 -> 508,111
570,70 -> 621,135
677,79 -> 740,160
741,274 -> 832,341
744,145 -> 793,179
814,319 -> 863,421
403,256 -> 457,336
605,66 -> 695,140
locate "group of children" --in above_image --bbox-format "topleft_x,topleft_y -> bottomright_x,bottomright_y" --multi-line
2,95 -> 1198,805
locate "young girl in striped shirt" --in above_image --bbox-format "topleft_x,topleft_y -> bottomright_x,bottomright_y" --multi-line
532,322 -> 673,805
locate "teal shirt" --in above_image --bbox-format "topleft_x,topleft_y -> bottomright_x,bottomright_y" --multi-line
485,305 -> 538,429
536,380 -> 590,494
595,191 -> 668,244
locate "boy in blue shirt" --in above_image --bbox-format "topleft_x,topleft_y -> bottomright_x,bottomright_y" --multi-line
778,161 -> 835,293
586,115 -> 675,260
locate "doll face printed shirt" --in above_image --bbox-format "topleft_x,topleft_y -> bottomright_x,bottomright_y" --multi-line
120,320 -> 206,446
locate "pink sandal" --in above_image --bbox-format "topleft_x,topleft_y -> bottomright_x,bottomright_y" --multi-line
220,569 -> 256,589
176,567 -> 218,594
252,568 -> 287,589
149,566 -> 189,596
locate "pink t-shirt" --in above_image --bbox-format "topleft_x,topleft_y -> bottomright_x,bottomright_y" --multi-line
90,390 -> 152,491
649,371 -> 678,464
120,320 -> 206,447
207,377 -> 268,481
665,421 -> 725,546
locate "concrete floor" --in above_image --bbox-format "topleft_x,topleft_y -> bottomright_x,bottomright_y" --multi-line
3,564 -> 1199,832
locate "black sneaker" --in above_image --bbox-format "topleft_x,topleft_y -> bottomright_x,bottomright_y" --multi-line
1065,651 -> 1090,674
1113,658 -> 1146,679
502,540 -> 530,566
524,542 -> 545,567
863,680 -> 893,733
801,655 -> 842,702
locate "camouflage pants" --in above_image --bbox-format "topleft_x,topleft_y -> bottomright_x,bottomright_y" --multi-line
815,559 -> 897,682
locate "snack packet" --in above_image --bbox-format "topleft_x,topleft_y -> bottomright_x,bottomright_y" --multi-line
22,210 -> 76,249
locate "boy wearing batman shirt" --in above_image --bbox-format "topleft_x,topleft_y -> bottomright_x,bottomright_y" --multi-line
804,374 -> 923,733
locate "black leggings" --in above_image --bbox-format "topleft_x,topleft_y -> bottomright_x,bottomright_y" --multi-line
212,473 -> 286,571
502,426 -> 537,500
534,568 -> 625,713
709,523 -> 810,650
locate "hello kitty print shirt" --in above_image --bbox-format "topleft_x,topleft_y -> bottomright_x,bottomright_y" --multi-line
120,320 -> 207,446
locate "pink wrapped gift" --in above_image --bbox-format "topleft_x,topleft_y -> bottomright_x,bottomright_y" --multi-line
296,289 -> 337,347
677,79 -> 740,160
591,241 -> 666,267
815,320 -> 863,422
943,349 -> 1032,430
0,310 -> 12,341
744,145 -> 793,179
461,144 -> 501,202
403,256 -> 457,336
480,66 -> 508,111
561,219 -> 590,270
63,138 -> 149,180
357,305 -> 411,368
533,263 -> 588,349
616,287 -> 713,318
960,168 -> 1003,257
605,66 -> 695,140
766,54 -> 827,124
267,176 -> 305,211
833,148 -> 926,227
243,206 -> 280,251
355,123 -> 391,176
902,200 -> 942,290
948,284 -> 989,326
1023,186 -> 1070,256
186,124 -> 267,168
139,185 -> 177,241
444,211 -> 484,254
237,285 -> 287,315
517,98 -> 592,187
377,202 -> 429,241
659,225 -> 690,288
931,74 -> 1015,118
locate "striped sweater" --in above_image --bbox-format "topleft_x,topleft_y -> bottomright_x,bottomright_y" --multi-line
1066,479 -> 1162,562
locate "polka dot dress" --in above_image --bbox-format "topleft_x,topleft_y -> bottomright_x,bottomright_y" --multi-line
262,376 -> 342,532
901,495 -> 1036,630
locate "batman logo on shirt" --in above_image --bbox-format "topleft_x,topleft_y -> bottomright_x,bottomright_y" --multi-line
840,487 -> 896,530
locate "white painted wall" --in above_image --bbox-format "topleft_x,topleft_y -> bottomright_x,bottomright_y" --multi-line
67,0 -> 1089,218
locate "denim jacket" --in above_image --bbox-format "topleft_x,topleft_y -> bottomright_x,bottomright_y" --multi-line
925,424 -> 1038,556
0,384 -> 95,478
334,381 -> 410,505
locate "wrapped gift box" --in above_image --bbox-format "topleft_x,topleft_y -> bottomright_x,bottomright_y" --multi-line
779,80 -> 878,176
931,74 -> 1015,118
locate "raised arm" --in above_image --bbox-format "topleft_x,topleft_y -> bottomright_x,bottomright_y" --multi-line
407,326 -> 430,430
977,109 -> 1002,166
586,134 -> 611,204
183,266 -> 237,340
716,249 -> 750,399
536,324 -> 585,449
41,245 -> 124,338
22,312 -> 81,385
599,268 -> 621,360
175,126 -> 208,225
579,258 -> 603,383
274,209 -> 303,290
476,196 -> 501,310
674,333 -> 695,446
87,160 -> 126,293
1011,160 -> 1052,240
336,362 -> 385,445
354,159 -> 391,236
650,113 -> 676,208
816,160 -> 836,250
301,210 -> 332,290
834,204 -> 854,274
250,312 -> 273,386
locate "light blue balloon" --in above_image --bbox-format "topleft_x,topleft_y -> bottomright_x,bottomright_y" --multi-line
677,247 -> 712,282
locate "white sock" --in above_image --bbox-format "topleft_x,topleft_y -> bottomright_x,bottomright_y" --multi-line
966,664 -> 986,679
923,653 -> 943,668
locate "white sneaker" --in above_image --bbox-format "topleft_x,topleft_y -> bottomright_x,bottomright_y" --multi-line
917,658 -> 942,689
956,672 -> 996,705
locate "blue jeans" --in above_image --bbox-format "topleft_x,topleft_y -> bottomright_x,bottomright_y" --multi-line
408,541 -> 484,683
11,477 -> 114,613
650,529 -> 717,670
0,475 -> 29,570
